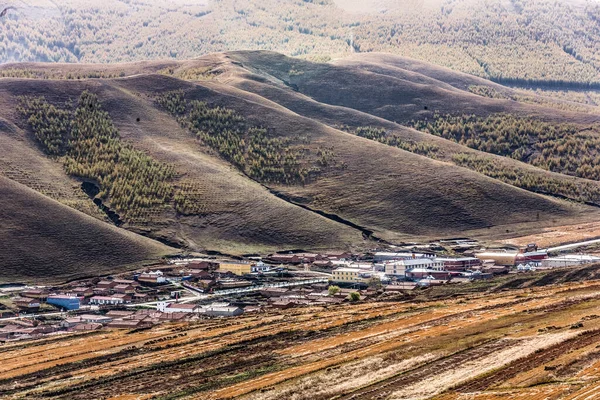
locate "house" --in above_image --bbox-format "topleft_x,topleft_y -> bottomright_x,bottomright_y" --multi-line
137,271 -> 167,285
312,260 -> 333,268
113,285 -> 135,294
108,320 -> 153,329
385,258 -> 445,277
46,294 -> 80,310
191,270 -> 212,280
267,254 -> 300,264
13,297 -> 41,310
331,267 -> 371,284
88,296 -> 124,305
315,297 -> 344,305
187,261 -> 218,271
156,302 -> 200,313
384,283 -> 417,291
260,288 -> 289,297
271,300 -> 297,309
78,314 -> 113,324
374,252 -> 434,262
69,287 -> 94,297
133,293 -> 149,301
197,279 -> 215,291
251,261 -> 270,273
61,317 -> 85,328
218,262 -> 252,276
406,268 -> 450,280
112,279 -> 138,286
96,280 -> 117,289
541,255 -> 600,269
474,251 -> 518,266
325,251 -> 352,260
158,312 -> 189,321
437,257 -> 482,272
20,289 -> 48,300
93,287 -> 111,295
72,323 -> 103,331
293,253 -> 321,263
106,310 -> 135,318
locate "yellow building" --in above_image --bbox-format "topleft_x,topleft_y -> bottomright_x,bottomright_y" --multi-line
331,267 -> 369,283
218,262 -> 252,276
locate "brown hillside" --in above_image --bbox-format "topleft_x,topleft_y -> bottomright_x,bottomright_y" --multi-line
2,50 -> 600,263
0,176 -> 171,283
222,55 -> 600,211
114,74 -> 600,242
226,51 -> 600,125
0,77 -> 364,255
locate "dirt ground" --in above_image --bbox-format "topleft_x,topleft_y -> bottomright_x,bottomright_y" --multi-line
4,281 -> 600,399
502,221 -> 600,248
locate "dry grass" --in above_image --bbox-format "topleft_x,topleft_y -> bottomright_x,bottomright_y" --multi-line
4,281 -> 600,399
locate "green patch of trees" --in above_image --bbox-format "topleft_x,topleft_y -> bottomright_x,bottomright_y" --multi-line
452,153 -> 600,205
412,114 -> 600,181
18,92 -> 176,222
156,90 -> 318,185
343,125 -> 439,157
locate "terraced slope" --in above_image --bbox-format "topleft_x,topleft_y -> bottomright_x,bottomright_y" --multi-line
5,272 -> 600,398
0,176 -> 170,283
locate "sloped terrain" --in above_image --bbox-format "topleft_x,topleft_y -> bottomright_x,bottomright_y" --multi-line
2,50 -> 600,268
5,274 -> 600,398
0,176 -> 170,283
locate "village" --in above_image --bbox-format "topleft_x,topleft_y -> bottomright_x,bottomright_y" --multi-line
1,239 -> 600,342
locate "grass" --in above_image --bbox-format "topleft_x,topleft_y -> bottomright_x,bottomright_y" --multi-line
3,50 -> 600,265
0,176 -> 171,283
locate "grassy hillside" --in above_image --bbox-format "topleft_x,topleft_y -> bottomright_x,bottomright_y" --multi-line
223,51 -> 600,209
114,68 -> 600,242
3,50 -> 600,265
0,76 -> 364,255
0,176 -> 171,283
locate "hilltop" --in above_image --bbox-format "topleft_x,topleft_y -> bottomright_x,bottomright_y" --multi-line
3,51 -> 600,279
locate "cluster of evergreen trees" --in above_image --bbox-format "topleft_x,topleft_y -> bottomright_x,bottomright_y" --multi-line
412,114 -> 600,181
17,97 -> 71,156
157,90 -> 314,184
349,126 -> 439,157
452,153 -> 600,205
19,92 -> 176,222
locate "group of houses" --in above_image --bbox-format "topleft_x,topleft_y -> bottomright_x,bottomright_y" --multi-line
330,252 -> 502,288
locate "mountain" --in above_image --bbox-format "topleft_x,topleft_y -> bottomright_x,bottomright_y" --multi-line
1,51 -> 600,270
2,0 -> 600,86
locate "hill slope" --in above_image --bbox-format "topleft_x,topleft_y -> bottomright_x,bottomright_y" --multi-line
2,50 -> 600,269
0,176 -> 171,283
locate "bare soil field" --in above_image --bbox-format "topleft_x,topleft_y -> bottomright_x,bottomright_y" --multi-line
5,275 -> 600,399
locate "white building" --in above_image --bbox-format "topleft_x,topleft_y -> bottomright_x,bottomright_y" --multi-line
156,302 -> 200,313
541,255 -> 600,269
384,258 -> 445,276
251,261 -> 270,273
374,252 -> 435,262
200,305 -> 244,317
88,296 -> 125,305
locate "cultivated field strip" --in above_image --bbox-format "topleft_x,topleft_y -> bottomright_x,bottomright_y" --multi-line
4,282 -> 600,399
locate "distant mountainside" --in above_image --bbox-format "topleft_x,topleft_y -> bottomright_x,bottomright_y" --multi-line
2,50 -> 600,281
1,0 -> 600,86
